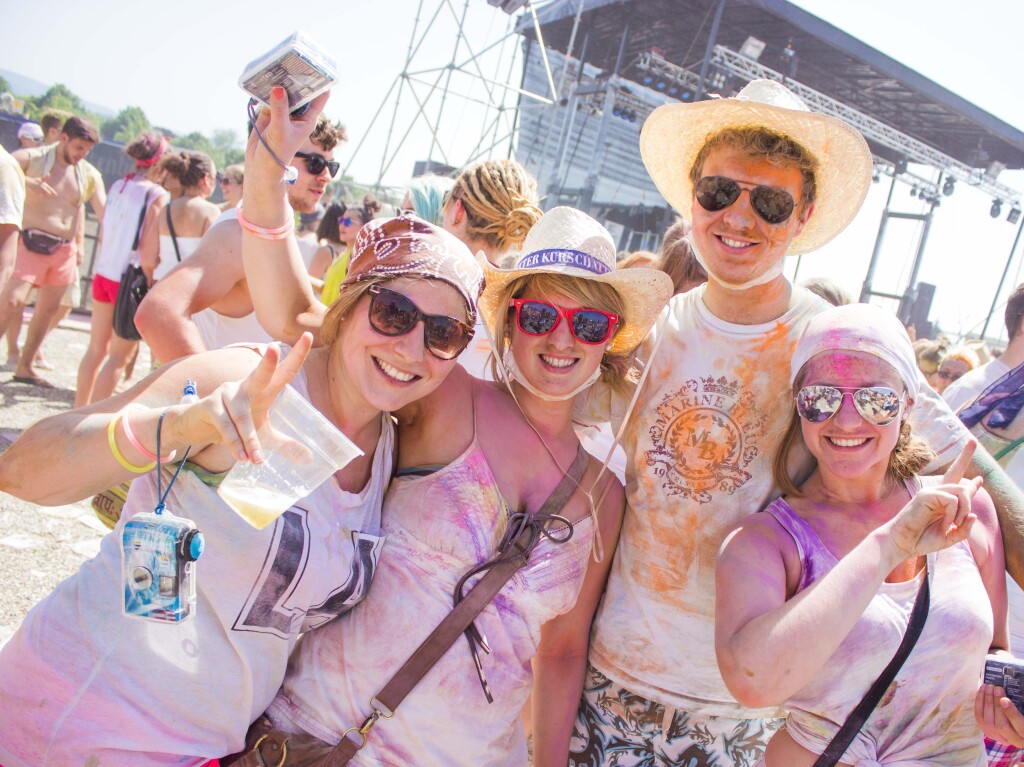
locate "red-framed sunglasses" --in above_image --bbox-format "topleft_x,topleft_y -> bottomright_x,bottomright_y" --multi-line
509,299 -> 618,345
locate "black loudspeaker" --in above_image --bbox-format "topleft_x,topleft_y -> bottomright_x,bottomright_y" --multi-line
908,282 -> 936,338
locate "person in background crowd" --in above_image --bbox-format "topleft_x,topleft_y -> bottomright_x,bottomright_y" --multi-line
317,195 -> 381,307
296,202 -> 325,271
307,201 -> 346,296
566,79 -> 1019,766
134,114 -> 346,361
443,159 -> 543,379
717,303 -> 1012,766
218,163 -> 244,211
16,122 -> 44,149
75,132 -> 166,406
0,144 -> 25,300
945,283 -> 1024,766
0,115 -> 106,388
143,150 -> 219,284
658,216 -> 708,295
933,346 -> 981,395
914,337 -> 946,378
968,338 -> 995,366
617,250 -> 659,269
38,111 -> 70,145
402,173 -> 455,226
801,275 -> 852,307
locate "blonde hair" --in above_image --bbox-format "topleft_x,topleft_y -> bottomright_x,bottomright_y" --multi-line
488,273 -> 631,395
320,278 -> 383,346
450,160 -> 542,252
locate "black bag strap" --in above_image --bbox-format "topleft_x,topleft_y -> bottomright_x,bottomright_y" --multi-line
165,203 -> 182,262
131,189 -> 155,252
811,567 -> 931,767
325,445 -> 591,766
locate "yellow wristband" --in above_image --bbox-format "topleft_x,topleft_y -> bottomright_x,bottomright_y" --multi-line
107,412 -> 156,474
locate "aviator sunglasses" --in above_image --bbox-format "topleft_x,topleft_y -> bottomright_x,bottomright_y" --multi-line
509,299 -> 618,345
694,175 -> 797,225
294,151 -> 340,178
795,385 -> 905,426
367,285 -> 474,360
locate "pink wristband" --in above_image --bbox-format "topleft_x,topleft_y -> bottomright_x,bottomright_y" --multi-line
236,204 -> 294,240
121,404 -> 176,464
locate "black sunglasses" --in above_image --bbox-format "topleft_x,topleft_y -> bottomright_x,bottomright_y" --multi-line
694,175 -> 797,225
509,299 -> 618,345
367,285 -> 473,361
294,151 -> 340,179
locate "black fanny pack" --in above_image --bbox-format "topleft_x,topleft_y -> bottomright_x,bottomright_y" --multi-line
21,228 -> 68,255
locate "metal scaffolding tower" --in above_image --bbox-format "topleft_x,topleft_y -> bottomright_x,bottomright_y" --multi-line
342,0 -> 560,191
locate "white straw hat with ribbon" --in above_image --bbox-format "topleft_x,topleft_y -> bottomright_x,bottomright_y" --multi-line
640,78 -> 873,255
478,206 -> 672,355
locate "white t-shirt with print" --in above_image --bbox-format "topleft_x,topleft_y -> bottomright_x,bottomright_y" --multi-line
576,285 -> 969,717
0,362 -> 394,767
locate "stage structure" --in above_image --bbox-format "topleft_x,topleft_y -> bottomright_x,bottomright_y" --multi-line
344,0 -> 561,191
512,0 -> 1024,334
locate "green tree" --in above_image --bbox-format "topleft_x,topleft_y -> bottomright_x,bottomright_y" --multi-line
211,128 -> 244,167
102,105 -> 151,143
0,76 -> 11,94
31,83 -> 86,116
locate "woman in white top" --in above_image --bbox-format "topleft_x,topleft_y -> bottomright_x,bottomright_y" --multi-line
144,149 -> 220,283
0,100 -> 483,765
75,132 -> 166,407
218,163 -> 244,211
715,303 -> 1020,766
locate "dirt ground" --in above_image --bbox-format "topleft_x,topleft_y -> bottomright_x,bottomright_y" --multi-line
0,309 -> 152,646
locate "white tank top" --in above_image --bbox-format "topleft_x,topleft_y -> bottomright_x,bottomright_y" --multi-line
0,356 -> 394,767
92,175 -> 161,281
154,234 -> 202,281
192,306 -> 273,349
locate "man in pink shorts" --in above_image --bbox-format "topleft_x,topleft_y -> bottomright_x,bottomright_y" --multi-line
0,116 -> 105,387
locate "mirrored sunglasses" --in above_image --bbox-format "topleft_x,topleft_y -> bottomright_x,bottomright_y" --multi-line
694,175 -> 797,225
368,285 -> 473,361
509,299 -> 618,345
338,216 -> 355,227
795,385 -> 905,426
294,150 -> 340,178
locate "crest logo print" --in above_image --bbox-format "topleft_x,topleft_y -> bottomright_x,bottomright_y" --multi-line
646,376 -> 768,504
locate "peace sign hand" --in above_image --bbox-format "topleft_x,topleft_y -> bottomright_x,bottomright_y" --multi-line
170,334 -> 313,463
885,439 -> 982,561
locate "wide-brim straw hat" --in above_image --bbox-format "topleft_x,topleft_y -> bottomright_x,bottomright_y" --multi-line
478,206 -> 673,355
640,78 -> 873,255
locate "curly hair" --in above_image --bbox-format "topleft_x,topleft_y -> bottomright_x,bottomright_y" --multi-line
310,116 -> 347,153
450,160 -> 542,252
689,126 -> 818,209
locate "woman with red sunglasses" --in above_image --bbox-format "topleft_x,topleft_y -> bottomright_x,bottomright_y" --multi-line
715,303 -> 1019,766
228,89 -> 673,766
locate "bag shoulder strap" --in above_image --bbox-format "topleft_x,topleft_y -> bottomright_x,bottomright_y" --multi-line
131,188 -> 155,252
326,445 -> 590,766
166,203 -> 183,261
811,569 -> 931,767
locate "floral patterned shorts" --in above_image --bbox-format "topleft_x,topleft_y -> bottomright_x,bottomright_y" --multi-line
568,663 -> 783,767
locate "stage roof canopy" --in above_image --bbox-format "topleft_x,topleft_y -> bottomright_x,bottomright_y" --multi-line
520,0 -> 1024,170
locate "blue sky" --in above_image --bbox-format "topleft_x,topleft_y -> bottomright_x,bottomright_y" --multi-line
3,0 -> 1023,340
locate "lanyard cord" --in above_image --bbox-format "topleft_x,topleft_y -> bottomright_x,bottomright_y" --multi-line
154,408 -> 193,515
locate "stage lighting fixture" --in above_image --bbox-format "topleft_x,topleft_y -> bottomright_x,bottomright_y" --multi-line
612,105 -> 622,118
656,81 -> 667,91
667,85 -> 678,96
642,75 -> 653,85
627,110 -> 637,123
872,171 -> 880,183
679,89 -> 694,102
942,177 -> 955,197
894,157 -> 908,175
991,200 -> 1003,219
739,36 -> 766,62
909,187 -> 917,198
1009,207 -> 1022,225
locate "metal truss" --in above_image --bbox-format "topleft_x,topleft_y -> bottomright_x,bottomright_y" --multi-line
341,0 -> 560,191
708,46 -> 1020,204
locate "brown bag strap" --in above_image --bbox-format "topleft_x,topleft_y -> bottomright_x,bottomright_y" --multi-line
329,444 -> 591,765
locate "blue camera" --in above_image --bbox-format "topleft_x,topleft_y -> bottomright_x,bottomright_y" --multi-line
122,511 -> 204,623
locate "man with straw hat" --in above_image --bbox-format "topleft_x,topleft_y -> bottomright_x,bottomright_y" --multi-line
566,79 -> 1024,765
